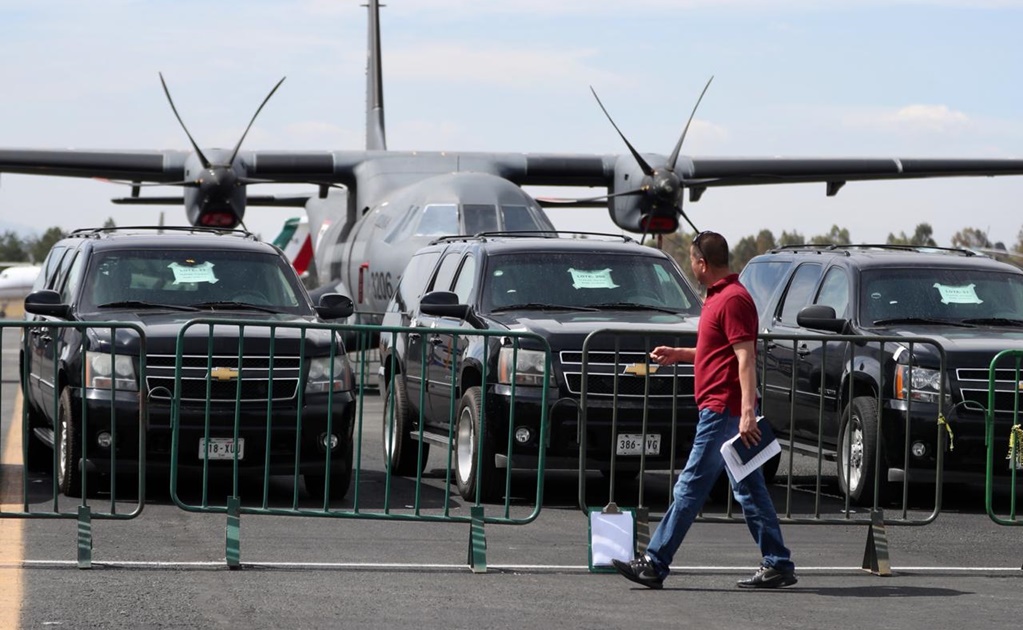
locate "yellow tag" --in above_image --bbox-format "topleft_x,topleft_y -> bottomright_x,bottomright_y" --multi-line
937,413 -> 954,452
1008,424 -> 1023,469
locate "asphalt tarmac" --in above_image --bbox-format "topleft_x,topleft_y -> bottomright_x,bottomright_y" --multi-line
2,323 -> 1023,630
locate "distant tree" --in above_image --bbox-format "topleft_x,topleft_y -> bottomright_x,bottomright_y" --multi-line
887,223 -> 937,247
754,229 -> 777,254
809,225 -> 851,246
1015,226 -> 1023,255
778,230 -> 805,247
27,227 -> 68,263
102,217 -> 116,229
950,227 -> 992,250
0,231 -> 28,263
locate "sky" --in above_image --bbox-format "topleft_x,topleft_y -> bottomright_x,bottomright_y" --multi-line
1,0 -> 1022,254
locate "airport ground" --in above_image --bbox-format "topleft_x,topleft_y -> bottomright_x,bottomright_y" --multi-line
2,325 -> 1023,629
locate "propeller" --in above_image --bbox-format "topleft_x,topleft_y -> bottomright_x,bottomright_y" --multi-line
539,77 -> 716,235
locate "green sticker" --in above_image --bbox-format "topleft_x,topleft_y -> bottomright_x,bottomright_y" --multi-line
568,268 -> 618,289
168,262 -> 219,284
933,282 -> 981,304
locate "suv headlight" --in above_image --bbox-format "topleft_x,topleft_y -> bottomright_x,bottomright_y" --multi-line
498,347 -> 554,387
306,355 -> 353,394
86,351 -> 138,391
894,365 -> 943,404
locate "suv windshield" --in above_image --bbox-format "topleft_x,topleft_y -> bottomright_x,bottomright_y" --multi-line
860,267 -> 1023,325
480,251 -> 701,315
79,248 -> 310,314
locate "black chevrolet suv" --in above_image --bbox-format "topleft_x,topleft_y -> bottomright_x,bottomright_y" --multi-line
378,233 -> 703,500
740,244 -> 1023,504
20,227 -> 356,498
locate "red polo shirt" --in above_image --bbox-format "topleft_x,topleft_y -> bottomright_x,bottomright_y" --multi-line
694,273 -> 758,414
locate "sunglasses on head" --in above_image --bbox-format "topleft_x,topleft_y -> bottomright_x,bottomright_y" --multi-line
691,230 -> 712,258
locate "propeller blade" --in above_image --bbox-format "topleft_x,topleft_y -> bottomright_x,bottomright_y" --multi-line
228,76 -> 286,166
667,76 -> 714,170
159,72 -> 211,169
678,208 -> 700,233
590,87 -> 654,176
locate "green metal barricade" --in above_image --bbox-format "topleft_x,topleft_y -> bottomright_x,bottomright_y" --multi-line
984,349 -> 1023,527
0,320 -> 147,568
168,318 -> 551,571
576,327 -> 950,576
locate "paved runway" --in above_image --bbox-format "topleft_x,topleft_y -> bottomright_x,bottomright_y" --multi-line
2,322 -> 1023,629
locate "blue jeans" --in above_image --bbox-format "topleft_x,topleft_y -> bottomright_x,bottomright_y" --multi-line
645,407 -> 794,577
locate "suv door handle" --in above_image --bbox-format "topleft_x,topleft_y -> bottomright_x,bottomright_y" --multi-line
428,335 -> 444,346
796,344 -> 811,357
408,332 -> 421,342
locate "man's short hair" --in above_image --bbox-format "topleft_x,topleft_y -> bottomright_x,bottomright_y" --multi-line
691,231 -> 729,268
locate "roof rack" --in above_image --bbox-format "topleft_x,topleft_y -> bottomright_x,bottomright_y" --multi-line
769,243 -> 978,257
69,226 -> 256,240
429,230 -> 635,245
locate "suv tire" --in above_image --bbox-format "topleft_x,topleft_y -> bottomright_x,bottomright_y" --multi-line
381,375 -> 429,475
837,396 -> 888,506
455,386 -> 499,502
57,388 -> 83,498
304,434 -> 354,502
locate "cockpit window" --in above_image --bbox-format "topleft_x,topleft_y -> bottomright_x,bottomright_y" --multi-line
415,204 -> 458,237
463,204 -> 500,235
502,205 -> 554,232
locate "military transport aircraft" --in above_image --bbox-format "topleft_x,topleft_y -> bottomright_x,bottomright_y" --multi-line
3,0 -> 1023,325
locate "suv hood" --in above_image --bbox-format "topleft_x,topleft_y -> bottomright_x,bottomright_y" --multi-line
873,325 -> 1023,366
82,310 -> 334,356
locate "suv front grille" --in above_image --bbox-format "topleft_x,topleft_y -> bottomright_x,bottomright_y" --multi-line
560,350 -> 694,399
955,367 -> 1023,416
145,354 -> 301,403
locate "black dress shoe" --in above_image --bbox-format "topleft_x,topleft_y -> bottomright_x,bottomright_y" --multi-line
612,556 -> 665,589
737,565 -> 798,589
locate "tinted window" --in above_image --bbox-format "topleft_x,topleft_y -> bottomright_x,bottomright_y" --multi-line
480,251 -> 701,314
392,250 -> 442,311
739,260 -> 790,314
452,256 -> 477,304
79,249 -> 308,313
35,245 -> 66,291
860,266 -> 1023,325
60,253 -> 84,304
778,263 -> 822,325
429,251 -> 463,294
815,267 -> 850,318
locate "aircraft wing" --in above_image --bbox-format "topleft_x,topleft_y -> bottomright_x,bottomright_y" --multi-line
0,149 -> 189,182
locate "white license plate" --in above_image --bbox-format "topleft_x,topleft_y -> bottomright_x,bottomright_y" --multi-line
616,433 -> 661,456
199,437 -> 245,460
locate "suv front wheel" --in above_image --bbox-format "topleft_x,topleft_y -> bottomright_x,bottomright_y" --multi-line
454,386 -> 499,502
57,388 -> 83,498
837,396 -> 888,506
381,374 -> 430,475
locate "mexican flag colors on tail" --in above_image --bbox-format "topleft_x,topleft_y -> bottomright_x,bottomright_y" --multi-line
272,216 -> 313,276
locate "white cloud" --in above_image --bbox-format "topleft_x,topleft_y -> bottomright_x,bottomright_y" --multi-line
843,104 -> 972,134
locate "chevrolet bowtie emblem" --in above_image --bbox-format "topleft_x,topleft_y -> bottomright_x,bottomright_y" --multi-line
209,366 -> 239,381
624,363 -> 658,376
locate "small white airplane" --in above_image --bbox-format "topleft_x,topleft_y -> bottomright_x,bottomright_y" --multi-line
0,264 -> 42,318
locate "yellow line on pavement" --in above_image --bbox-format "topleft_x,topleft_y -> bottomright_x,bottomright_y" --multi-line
0,390 -> 25,630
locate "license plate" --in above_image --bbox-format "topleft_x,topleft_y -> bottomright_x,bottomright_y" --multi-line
199,437 -> 245,460
616,433 -> 661,456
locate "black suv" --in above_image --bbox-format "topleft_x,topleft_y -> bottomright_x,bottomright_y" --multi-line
378,233 -> 704,500
740,244 -> 1023,504
20,227 -> 356,498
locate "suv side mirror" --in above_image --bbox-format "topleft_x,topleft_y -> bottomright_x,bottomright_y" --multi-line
315,293 -> 354,320
24,290 -> 71,319
420,291 -> 469,320
796,304 -> 849,334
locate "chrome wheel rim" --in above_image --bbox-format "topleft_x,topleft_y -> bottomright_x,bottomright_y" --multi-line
456,407 -> 475,486
842,419 -> 864,491
382,386 -> 396,462
58,412 -> 69,486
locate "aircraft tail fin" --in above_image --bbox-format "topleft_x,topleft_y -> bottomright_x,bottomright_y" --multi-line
273,216 -> 313,276
366,0 -> 386,151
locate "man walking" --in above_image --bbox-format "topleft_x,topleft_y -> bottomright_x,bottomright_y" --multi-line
612,230 -> 796,589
